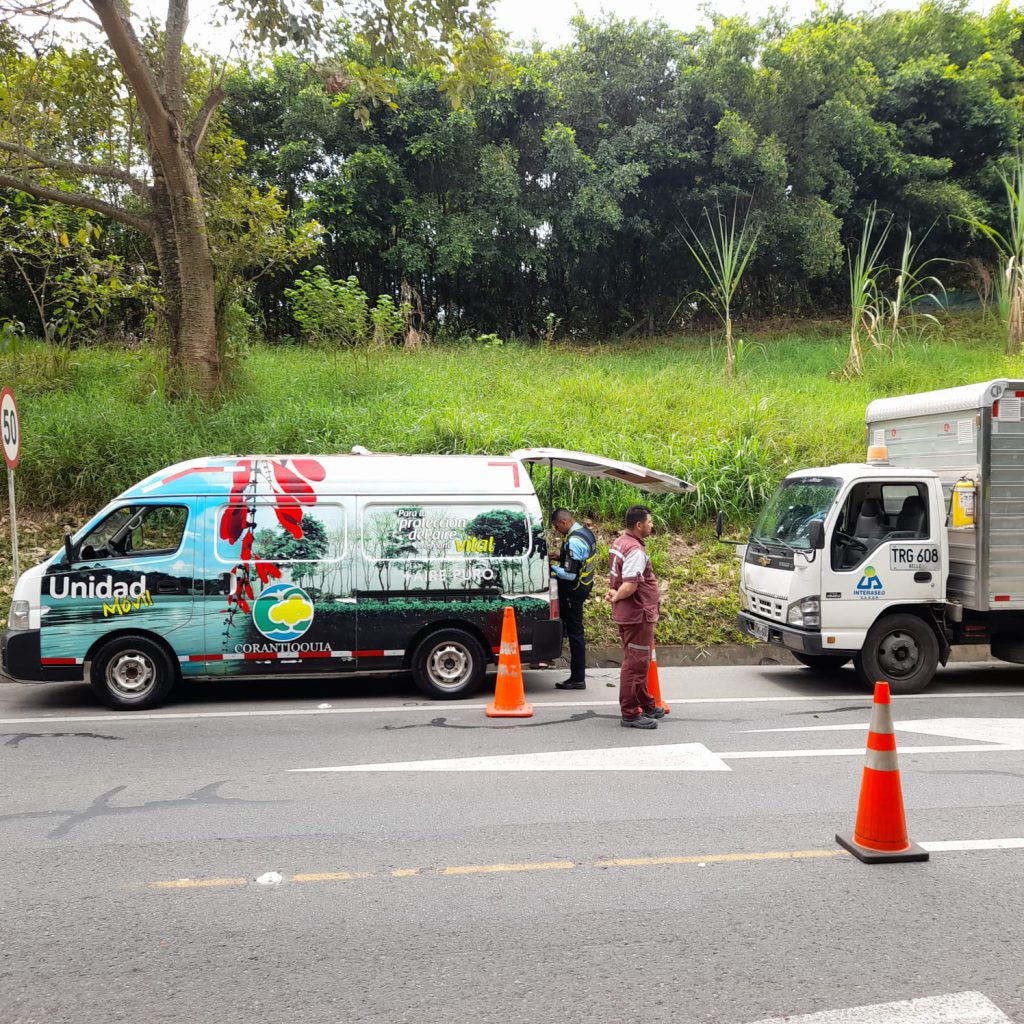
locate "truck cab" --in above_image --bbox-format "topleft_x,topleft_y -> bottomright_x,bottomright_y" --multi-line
737,451 -> 948,692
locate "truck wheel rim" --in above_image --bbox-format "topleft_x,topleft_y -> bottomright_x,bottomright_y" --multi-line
877,630 -> 920,678
106,651 -> 157,697
426,641 -> 471,692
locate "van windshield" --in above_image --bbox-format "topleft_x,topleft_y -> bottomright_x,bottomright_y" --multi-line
750,477 -> 840,550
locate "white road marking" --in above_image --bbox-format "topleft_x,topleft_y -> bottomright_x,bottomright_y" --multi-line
291,742 -> 732,773
746,717 -> 1024,746
719,744 -> 1024,759
292,739 -> 1024,773
919,838 -> 1024,852
742,990 -> 1012,1024
2,692 -> 1024,728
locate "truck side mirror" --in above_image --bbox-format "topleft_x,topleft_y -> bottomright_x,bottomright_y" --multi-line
63,533 -> 77,565
808,519 -> 825,550
715,510 -> 725,539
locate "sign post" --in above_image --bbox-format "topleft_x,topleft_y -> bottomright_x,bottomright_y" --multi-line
1,387 -> 21,581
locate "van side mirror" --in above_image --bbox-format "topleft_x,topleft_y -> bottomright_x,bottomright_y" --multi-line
63,533 -> 77,565
808,519 -> 825,550
715,510 -> 725,539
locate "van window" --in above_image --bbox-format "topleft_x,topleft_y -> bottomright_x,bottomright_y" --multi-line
360,503 -> 539,593
362,503 -> 535,562
78,504 -> 188,560
214,502 -> 347,564
831,482 -> 929,571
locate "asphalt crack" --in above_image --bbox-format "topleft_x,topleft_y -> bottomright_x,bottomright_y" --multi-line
0,781 -> 285,838
2,731 -> 122,748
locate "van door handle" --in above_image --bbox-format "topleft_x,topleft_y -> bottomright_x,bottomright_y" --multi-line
914,572 -> 932,583
157,580 -> 179,593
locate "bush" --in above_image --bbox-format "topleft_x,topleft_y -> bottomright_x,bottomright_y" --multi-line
285,268 -> 410,348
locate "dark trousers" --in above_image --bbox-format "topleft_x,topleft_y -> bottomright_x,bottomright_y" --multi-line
617,619 -> 656,719
559,586 -> 590,681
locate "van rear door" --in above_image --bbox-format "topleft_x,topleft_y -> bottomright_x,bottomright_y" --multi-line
509,448 -> 696,494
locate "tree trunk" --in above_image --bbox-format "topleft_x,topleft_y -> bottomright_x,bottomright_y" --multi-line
1009,266 -> 1024,355
150,151 -> 220,396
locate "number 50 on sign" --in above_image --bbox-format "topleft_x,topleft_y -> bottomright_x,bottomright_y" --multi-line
1,387 -> 21,580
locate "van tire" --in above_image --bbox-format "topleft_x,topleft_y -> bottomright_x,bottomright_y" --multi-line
854,613 -> 939,695
792,653 -> 851,672
90,634 -> 177,710
410,628 -> 487,700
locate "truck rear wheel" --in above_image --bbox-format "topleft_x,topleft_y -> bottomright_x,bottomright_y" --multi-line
854,613 -> 939,694
90,634 -> 177,710
792,653 -> 851,672
410,628 -> 487,700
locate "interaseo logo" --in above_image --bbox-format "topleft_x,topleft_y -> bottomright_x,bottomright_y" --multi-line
252,582 -> 314,642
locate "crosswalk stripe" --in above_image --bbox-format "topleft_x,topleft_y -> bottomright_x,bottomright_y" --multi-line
742,991 -> 1013,1024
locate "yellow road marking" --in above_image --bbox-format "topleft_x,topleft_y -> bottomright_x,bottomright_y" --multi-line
439,860 -> 575,876
148,848 -> 850,889
597,850 -> 847,868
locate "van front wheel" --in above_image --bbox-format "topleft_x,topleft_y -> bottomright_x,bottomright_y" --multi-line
411,629 -> 487,700
854,613 -> 939,695
90,634 -> 177,710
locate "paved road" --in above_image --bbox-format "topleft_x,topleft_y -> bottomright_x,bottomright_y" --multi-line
2,663 -> 1023,1024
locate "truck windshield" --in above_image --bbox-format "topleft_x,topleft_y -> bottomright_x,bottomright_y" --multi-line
750,478 -> 841,550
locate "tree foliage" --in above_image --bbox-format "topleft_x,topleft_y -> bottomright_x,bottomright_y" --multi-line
3,1 -> 1024,355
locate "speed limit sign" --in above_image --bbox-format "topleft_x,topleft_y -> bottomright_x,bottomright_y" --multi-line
1,387 -> 20,580
1,387 -> 20,469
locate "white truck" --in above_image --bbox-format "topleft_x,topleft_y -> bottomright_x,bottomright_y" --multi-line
732,378 -> 1024,692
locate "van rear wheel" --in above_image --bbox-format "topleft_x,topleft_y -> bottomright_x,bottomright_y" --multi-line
854,613 -> 939,695
90,634 -> 177,710
410,629 -> 487,700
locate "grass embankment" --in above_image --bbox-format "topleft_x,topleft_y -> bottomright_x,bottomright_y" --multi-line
1,314 -> 1017,645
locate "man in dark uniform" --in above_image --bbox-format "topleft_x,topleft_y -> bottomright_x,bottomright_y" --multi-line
549,508 -> 598,690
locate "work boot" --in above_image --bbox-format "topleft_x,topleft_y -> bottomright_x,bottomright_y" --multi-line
555,679 -> 586,690
643,706 -> 667,719
621,715 -> 657,729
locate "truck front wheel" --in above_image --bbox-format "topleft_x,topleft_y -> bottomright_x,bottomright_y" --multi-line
854,613 -> 939,694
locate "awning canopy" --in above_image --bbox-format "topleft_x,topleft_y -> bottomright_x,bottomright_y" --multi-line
510,448 -> 697,494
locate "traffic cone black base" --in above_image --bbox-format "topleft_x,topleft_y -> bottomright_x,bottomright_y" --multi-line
836,833 -> 929,864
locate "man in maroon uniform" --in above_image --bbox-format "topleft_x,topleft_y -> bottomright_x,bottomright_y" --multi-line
606,505 -> 666,729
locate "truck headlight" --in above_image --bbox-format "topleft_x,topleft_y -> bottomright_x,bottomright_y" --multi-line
8,600 -> 30,630
786,596 -> 820,628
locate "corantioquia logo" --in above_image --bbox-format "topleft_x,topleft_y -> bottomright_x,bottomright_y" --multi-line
252,582 -> 314,642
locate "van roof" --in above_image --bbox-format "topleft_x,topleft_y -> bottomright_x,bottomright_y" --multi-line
122,454 -> 540,500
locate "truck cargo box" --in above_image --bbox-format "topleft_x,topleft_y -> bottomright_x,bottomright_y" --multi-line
866,379 -> 1024,612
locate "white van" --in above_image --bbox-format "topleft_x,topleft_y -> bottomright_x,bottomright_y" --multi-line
2,448 -> 691,709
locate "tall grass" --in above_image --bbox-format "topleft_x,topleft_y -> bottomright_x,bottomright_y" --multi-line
845,203 -> 891,377
881,224 -> 946,351
5,314 -> 1009,531
677,199 -> 760,377
962,153 -> 1024,354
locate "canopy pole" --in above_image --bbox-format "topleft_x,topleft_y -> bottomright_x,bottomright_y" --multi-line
548,460 -> 554,523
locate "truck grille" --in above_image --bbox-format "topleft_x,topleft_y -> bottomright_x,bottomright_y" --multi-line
749,592 -> 785,621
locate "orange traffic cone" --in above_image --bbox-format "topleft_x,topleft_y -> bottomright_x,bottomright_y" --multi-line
836,681 -> 928,863
647,643 -> 669,714
486,606 -> 534,718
